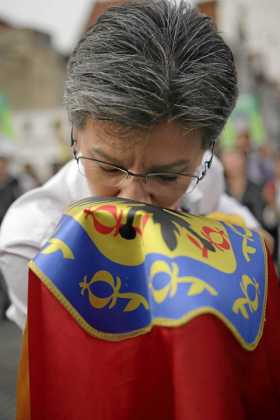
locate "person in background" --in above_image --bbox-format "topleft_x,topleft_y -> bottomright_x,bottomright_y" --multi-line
0,150 -> 22,225
221,149 -> 265,225
261,153 -> 280,272
20,163 -> 41,193
235,127 -> 252,156
236,129 -> 275,188
255,143 -> 275,186
262,179 -> 279,267
0,144 -> 22,319
232,130 -> 277,256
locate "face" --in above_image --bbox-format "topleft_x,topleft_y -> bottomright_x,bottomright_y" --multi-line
221,151 -> 246,178
74,119 -> 204,209
235,132 -> 251,154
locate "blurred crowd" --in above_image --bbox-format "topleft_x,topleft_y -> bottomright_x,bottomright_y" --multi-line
0,139 -> 41,223
217,129 -> 280,267
0,136 -> 42,319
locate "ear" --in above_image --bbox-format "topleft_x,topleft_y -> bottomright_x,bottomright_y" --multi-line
207,141 -> 216,169
70,128 -> 79,160
70,127 -> 76,147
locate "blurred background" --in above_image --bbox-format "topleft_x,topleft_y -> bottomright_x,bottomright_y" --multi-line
0,1 -> 279,419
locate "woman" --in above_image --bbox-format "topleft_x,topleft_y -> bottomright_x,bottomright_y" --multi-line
8,2 -> 280,419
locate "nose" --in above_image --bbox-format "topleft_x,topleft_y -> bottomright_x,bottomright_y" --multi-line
118,178 -> 153,204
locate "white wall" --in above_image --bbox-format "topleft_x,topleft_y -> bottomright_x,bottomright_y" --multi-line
12,108 -> 71,181
219,0 -> 280,83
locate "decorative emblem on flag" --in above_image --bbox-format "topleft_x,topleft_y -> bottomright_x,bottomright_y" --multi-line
30,197 -> 267,350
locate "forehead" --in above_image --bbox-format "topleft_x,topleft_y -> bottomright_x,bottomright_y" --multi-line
77,119 -> 203,165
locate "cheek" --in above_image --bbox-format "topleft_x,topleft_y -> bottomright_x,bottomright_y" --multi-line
86,176 -> 119,198
81,162 -> 119,198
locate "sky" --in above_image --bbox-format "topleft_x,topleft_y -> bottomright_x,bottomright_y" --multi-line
0,0 -> 95,53
1,0 -> 279,83
0,0 -> 198,54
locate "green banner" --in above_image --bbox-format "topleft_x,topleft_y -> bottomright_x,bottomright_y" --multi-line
0,95 -> 14,139
221,94 -> 265,149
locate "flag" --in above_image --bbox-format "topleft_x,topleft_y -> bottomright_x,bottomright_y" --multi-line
17,198 -> 280,420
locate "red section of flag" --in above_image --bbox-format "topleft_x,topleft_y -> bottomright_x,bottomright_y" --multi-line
17,254 -> 280,420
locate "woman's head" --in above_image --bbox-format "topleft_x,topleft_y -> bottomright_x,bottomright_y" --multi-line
64,0 -> 238,208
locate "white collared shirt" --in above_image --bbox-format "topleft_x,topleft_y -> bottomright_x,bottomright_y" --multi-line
0,160 -> 91,328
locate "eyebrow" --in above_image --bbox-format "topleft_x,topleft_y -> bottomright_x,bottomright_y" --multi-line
90,146 -> 191,173
148,161 -> 191,173
90,147 -> 128,167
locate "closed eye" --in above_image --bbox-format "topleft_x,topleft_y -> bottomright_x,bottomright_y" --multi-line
152,173 -> 179,183
100,164 -> 121,173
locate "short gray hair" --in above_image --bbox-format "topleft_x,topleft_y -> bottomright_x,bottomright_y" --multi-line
64,0 -> 238,148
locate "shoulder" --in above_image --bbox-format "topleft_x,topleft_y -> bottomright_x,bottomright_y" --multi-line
217,193 -> 260,229
181,155 -> 225,214
0,160 -> 90,251
0,187 -> 62,251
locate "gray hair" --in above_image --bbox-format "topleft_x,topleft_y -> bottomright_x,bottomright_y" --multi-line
64,0 -> 238,148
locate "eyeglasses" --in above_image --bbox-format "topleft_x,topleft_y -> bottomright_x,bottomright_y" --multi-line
71,130 -> 215,196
